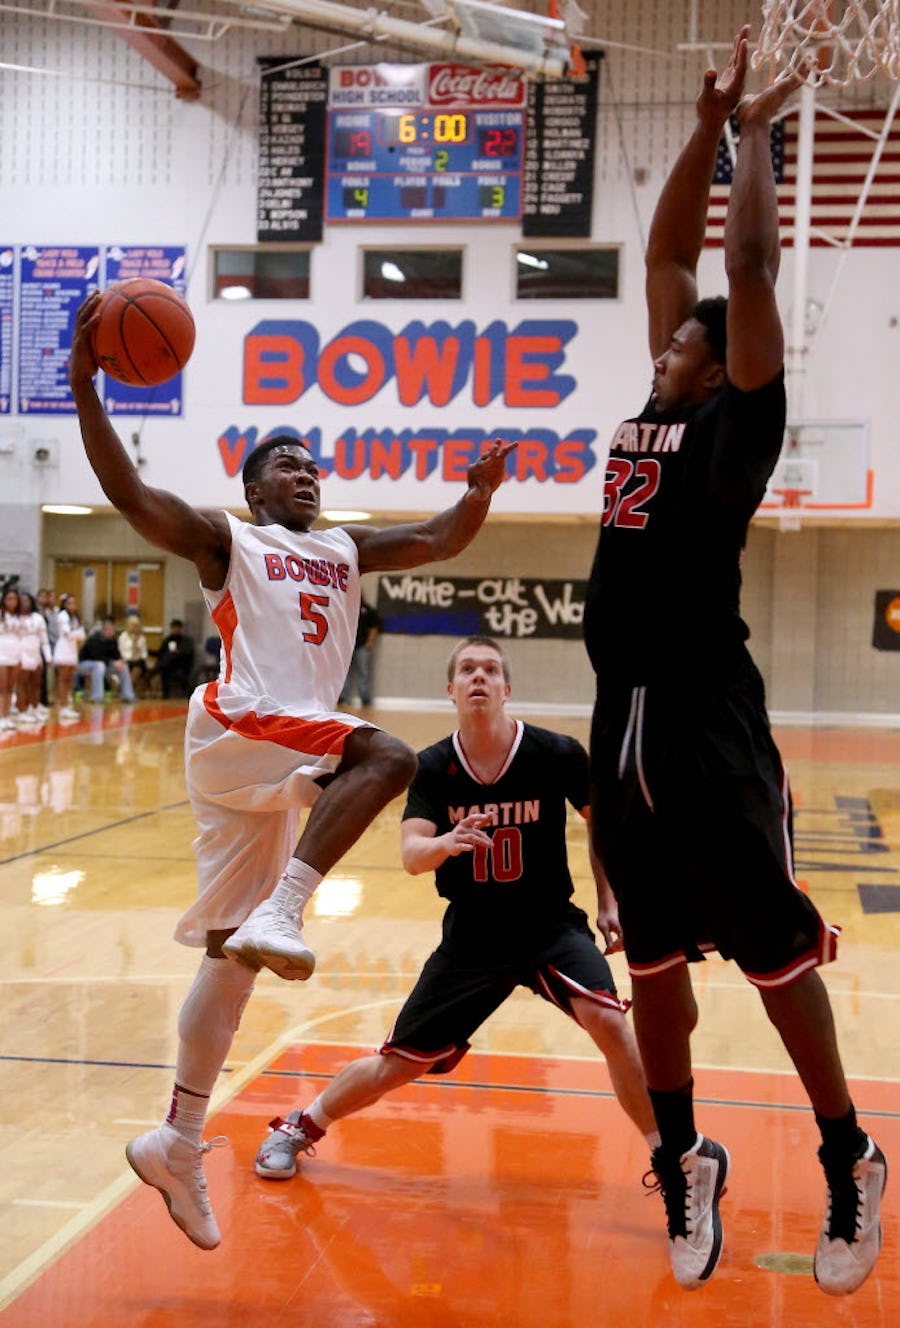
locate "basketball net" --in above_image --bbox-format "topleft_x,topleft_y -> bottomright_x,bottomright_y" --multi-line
753,0 -> 899,86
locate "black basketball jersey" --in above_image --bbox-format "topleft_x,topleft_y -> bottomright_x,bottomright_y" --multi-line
583,373 -> 786,687
402,721 -> 590,956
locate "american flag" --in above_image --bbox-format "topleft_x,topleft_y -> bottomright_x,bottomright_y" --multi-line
705,109 -> 900,247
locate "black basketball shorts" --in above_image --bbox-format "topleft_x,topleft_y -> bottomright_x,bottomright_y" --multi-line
380,911 -> 629,1075
590,669 -> 838,988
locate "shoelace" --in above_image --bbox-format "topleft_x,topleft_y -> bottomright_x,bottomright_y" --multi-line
187,1137 -> 228,1214
643,1158 -> 692,1238
264,1117 -> 316,1159
821,1159 -> 863,1244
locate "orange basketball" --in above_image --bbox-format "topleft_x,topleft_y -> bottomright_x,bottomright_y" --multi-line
92,278 -> 196,387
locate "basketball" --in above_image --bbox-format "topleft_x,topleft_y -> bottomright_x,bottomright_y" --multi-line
92,278 -> 196,387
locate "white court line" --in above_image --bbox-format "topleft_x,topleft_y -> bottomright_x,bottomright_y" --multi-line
0,973 -> 896,1001
226,1039 -> 900,1084
13,1201 -> 86,1211
0,996 -> 402,1313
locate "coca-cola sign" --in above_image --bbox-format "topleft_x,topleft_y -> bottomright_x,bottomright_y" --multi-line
428,64 -> 525,108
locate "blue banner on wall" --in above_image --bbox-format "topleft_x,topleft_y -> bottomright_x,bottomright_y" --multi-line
0,247 -> 12,414
103,246 -> 188,416
17,245 -> 100,414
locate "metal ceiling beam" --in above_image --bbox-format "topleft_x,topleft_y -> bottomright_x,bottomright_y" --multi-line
253,0 -> 570,77
0,0 -> 291,40
82,0 -> 202,97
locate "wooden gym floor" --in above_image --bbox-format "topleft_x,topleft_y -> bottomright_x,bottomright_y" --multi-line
0,702 -> 896,1326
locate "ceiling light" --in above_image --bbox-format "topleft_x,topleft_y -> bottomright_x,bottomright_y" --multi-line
517,252 -> 549,269
321,510 -> 372,521
219,284 -> 252,301
381,261 -> 406,283
41,504 -> 93,515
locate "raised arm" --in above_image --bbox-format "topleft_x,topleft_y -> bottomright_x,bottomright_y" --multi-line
346,440 -> 515,574
725,67 -> 802,391
646,25 -> 750,359
69,295 -> 231,590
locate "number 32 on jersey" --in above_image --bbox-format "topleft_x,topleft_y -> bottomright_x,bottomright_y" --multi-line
603,457 -> 661,528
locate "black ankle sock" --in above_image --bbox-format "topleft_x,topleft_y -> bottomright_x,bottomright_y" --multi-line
816,1104 -> 867,1159
648,1079 -> 697,1157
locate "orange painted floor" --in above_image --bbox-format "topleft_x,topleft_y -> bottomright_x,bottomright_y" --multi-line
4,1044 -> 896,1328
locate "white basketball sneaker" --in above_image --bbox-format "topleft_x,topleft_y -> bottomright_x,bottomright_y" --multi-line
815,1135 -> 887,1295
126,1124 -> 226,1250
222,898 -> 316,980
646,1134 -> 730,1290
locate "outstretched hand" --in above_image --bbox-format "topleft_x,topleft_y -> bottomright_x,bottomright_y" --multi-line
69,292 -> 102,388
737,60 -> 806,128
697,23 -> 750,131
466,439 -> 516,498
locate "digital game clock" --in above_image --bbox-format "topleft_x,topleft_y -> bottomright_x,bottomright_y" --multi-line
326,107 -> 524,221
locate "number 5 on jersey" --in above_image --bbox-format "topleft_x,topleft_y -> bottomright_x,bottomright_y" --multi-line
300,591 -> 329,644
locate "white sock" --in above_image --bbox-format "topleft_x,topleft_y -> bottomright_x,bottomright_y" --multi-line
271,858 -> 322,922
166,1084 -> 209,1146
168,955 -> 256,1144
305,1094 -> 334,1131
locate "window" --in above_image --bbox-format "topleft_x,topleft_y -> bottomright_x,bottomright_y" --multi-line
515,247 -> 619,300
362,249 -> 463,300
211,246 -> 310,300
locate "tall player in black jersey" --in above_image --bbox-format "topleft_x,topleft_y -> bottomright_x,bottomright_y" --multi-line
254,636 -> 657,1176
583,27 -> 885,1296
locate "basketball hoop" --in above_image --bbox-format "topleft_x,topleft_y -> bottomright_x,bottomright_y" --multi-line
753,0 -> 899,86
772,486 -> 813,507
772,486 -> 812,530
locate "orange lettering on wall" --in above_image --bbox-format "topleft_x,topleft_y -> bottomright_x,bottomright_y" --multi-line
472,336 -> 494,407
243,336 -> 305,405
554,440 -> 588,483
370,436 -> 404,479
318,336 -> 385,405
218,433 -> 252,477
442,440 -> 472,482
505,336 -> 559,407
514,439 -> 549,481
334,435 -> 367,479
394,337 -> 460,406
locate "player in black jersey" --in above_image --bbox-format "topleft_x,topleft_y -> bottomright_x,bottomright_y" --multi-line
583,27 -> 885,1296
254,635 -> 657,1178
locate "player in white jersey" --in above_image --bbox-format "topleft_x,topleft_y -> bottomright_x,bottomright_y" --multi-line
69,294 -> 514,1252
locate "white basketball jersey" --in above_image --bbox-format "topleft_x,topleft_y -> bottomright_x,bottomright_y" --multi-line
202,513 -> 361,718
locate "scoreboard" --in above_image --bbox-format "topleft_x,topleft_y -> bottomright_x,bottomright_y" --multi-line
257,60 -> 600,239
326,64 -> 526,223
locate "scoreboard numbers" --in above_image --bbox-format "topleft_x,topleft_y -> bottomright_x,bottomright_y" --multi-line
324,63 -> 528,222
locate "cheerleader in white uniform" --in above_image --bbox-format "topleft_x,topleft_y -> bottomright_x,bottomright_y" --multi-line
16,591 -> 51,722
0,586 -> 22,729
52,594 -> 86,718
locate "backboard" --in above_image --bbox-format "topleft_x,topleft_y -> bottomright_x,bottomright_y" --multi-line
761,419 -> 873,525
